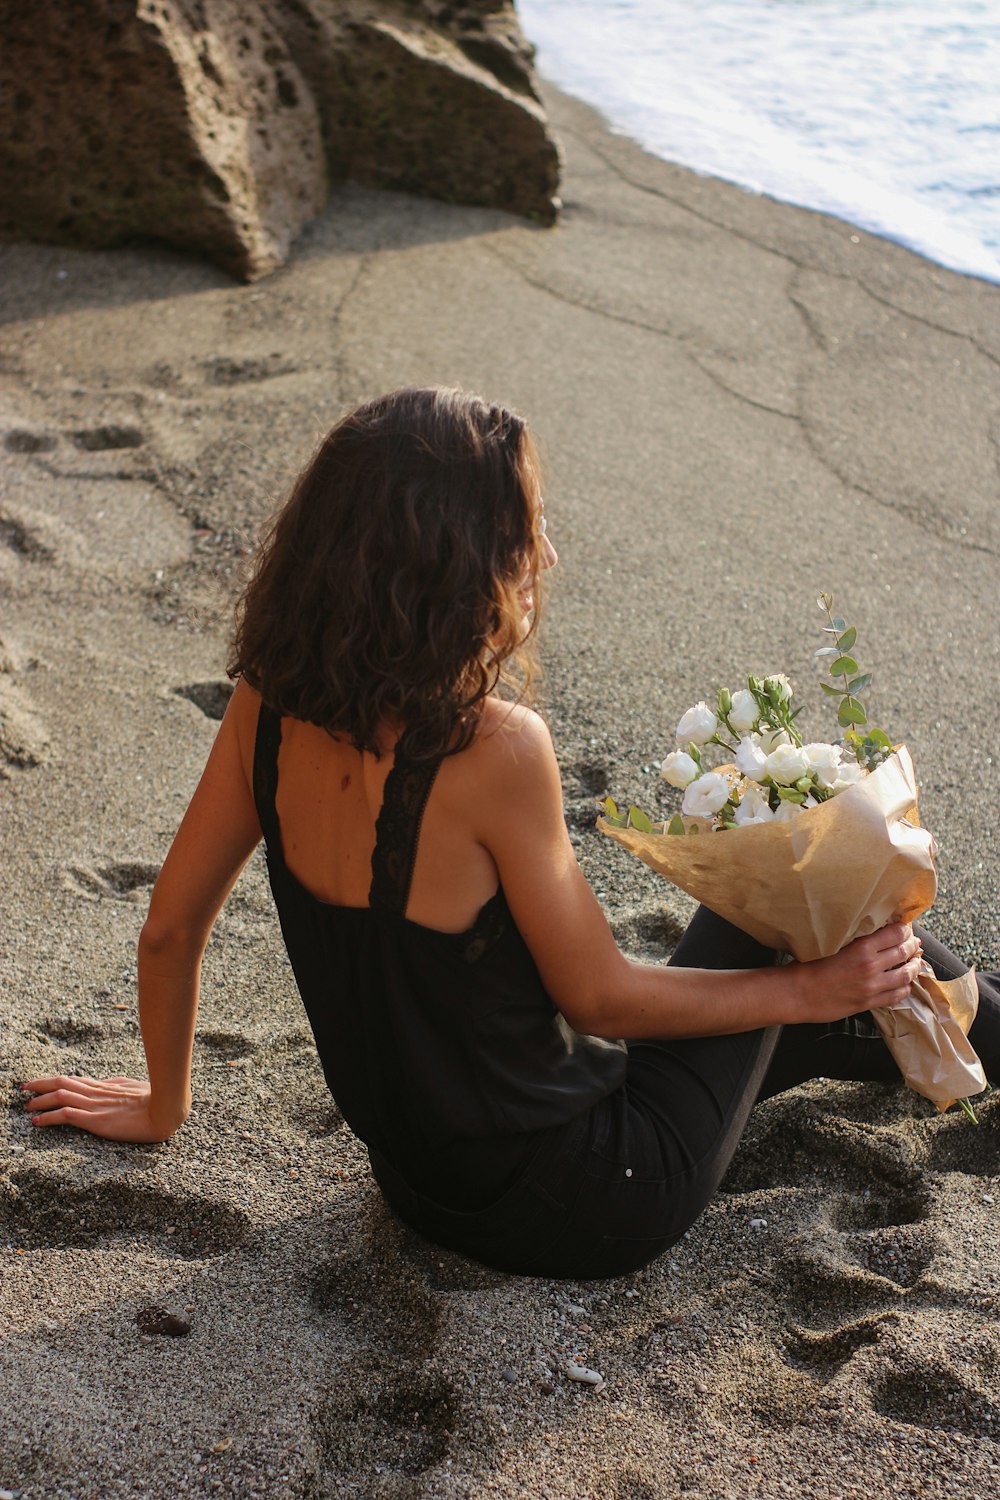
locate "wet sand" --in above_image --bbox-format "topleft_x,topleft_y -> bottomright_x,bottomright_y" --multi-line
2,85 -> 998,1500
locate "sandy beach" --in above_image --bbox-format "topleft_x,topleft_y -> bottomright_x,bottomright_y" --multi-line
2,83 -> 998,1500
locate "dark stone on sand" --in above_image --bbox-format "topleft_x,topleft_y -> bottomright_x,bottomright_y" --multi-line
135,1306 -> 192,1338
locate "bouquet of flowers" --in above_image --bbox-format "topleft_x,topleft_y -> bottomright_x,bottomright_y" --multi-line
599,596 -> 986,1115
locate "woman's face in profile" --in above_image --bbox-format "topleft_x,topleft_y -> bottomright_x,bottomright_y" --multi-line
517,500 -> 557,623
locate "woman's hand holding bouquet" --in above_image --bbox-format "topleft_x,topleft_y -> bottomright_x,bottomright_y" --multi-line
600,597 -> 986,1115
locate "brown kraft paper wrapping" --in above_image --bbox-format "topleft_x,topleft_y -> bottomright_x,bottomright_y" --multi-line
598,747 -> 985,1111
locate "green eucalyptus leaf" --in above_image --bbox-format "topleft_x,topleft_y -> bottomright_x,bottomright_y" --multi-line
602,797 -> 619,819
628,805 -> 653,834
867,728 -> 892,748
837,625 -> 857,652
667,814 -> 687,836
838,700 -> 868,727
847,673 -> 872,693
814,646 -> 840,659
830,655 -> 859,676
819,682 -> 842,697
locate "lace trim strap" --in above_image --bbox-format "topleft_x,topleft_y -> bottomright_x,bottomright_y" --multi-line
252,701 -> 285,859
369,754 -> 443,915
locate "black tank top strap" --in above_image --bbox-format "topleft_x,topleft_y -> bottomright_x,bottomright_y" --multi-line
252,700 -> 285,858
369,753 -> 443,915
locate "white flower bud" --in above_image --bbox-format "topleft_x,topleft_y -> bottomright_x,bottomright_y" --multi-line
675,701 -> 718,747
728,689 -> 759,733
660,750 -> 700,789
764,673 -> 793,703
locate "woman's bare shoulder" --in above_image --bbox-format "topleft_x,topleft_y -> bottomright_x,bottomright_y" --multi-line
227,675 -> 263,785
472,698 -> 555,773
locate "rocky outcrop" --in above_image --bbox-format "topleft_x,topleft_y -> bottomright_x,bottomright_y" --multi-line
0,1 -> 560,280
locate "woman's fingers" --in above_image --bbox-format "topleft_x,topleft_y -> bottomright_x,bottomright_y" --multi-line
868,952 -> 924,1010
27,1105 -> 92,1130
21,1075 -> 150,1118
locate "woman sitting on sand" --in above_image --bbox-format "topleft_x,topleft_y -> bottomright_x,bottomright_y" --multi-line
22,388 -> 998,1279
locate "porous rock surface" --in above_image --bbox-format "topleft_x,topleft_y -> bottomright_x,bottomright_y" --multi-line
0,0 -> 560,280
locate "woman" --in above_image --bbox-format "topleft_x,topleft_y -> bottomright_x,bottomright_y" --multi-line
22,388 -> 997,1279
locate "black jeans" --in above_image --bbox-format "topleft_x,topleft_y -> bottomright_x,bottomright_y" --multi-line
371,907 -> 998,1279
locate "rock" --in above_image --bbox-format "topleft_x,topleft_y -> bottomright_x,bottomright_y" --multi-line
564,1361 -> 604,1386
0,1 -> 560,281
0,1 -> 326,281
135,1305 -> 192,1337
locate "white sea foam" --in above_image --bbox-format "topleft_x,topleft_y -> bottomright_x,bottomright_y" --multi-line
518,0 -> 1000,284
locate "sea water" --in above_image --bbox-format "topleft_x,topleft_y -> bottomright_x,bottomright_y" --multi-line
517,0 -> 1000,284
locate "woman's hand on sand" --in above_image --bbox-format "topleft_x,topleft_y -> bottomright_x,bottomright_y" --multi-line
795,923 -> 923,1022
20,1075 -> 186,1142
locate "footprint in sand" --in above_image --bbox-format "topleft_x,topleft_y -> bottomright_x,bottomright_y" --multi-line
36,1016 -> 105,1047
70,424 -> 145,451
611,907 -> 687,961
783,1312 -> 896,1380
60,861 -> 160,903
924,1094 -> 999,1176
0,508 -> 55,563
871,1361 -> 999,1439
173,680 -> 234,721
308,1248 -> 459,1487
197,1029 -> 257,1060
0,1167 -> 247,1259
202,354 -> 294,386
562,756 -> 612,824
0,680 -> 51,774
3,429 -> 58,454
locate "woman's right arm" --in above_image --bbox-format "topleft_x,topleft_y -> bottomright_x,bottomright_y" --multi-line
476,708 -> 921,1039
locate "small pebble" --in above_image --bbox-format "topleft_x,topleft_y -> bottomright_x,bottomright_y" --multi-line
982,1194 -> 994,1204
565,1302 -> 586,1316
565,1361 -> 603,1385
749,1218 -> 768,1229
135,1306 -> 191,1337
501,1369 -> 517,1384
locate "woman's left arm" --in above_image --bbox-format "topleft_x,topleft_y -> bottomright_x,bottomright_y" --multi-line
23,680 -> 264,1141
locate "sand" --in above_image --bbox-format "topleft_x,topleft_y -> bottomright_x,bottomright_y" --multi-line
1,84 -> 998,1500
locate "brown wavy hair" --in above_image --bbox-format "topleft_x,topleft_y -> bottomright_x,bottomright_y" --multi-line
229,387 -> 546,760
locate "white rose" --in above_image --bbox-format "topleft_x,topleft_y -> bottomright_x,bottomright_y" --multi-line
675,701 -> 718,747
764,743 -> 812,785
773,795 -> 818,822
764,673 -> 793,703
728,689 -> 759,733
802,741 -> 842,789
660,750 -> 700,789
757,727 -> 791,754
732,784 -> 774,825
829,760 -> 867,794
735,735 -> 768,780
681,771 -> 731,819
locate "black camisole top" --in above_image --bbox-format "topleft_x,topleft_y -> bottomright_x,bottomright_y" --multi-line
252,703 -> 627,1198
